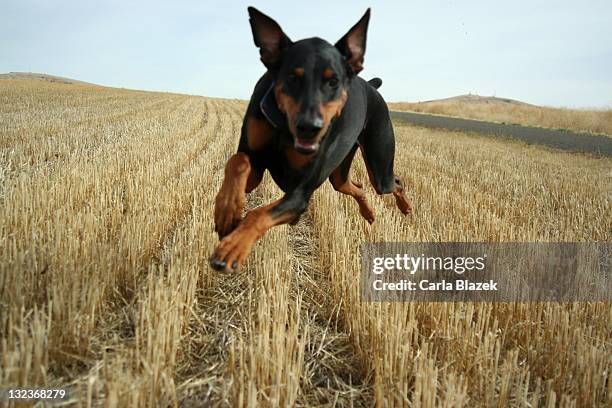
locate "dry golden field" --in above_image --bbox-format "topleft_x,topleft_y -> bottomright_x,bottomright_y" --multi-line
388,96 -> 612,136
1,79 -> 611,407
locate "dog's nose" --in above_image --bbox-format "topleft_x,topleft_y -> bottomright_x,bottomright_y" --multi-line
295,116 -> 324,139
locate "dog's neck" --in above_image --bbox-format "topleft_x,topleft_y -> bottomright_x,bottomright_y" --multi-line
259,83 -> 288,129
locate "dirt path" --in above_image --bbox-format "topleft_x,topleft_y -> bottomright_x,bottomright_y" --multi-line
390,110 -> 612,156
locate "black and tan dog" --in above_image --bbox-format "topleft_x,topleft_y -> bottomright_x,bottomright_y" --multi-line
210,7 -> 412,272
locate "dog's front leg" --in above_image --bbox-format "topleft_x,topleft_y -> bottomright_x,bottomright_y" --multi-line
210,189 -> 309,272
214,152 -> 263,238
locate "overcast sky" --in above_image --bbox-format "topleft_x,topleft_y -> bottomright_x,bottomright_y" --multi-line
2,0 -> 611,108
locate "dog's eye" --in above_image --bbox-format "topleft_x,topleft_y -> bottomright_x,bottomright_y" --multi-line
327,77 -> 339,88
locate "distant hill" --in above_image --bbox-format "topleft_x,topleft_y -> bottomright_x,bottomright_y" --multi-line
408,94 -> 533,106
0,72 -> 96,85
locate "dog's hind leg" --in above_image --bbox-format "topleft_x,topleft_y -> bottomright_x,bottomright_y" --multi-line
329,144 -> 375,223
390,175 -> 412,214
359,108 -> 412,214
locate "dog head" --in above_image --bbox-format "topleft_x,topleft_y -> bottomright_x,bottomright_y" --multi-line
248,7 -> 370,155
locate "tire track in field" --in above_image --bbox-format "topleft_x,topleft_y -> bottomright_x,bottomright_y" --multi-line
176,185 -> 270,406
290,211 -> 373,406
175,182 -> 372,405
148,100 -> 242,272
178,172 -> 306,406
67,100 -> 244,403
90,99 -> 238,299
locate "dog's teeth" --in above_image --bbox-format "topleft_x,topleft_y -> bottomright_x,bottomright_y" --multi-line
295,139 -> 319,151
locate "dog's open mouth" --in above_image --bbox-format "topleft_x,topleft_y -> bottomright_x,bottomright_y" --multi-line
294,138 -> 319,154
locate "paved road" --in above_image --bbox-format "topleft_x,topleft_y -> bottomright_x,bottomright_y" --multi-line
390,110 -> 612,157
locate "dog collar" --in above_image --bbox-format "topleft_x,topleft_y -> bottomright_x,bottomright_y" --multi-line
260,83 -> 288,129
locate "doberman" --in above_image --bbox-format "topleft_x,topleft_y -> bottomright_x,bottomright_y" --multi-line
209,7 -> 412,272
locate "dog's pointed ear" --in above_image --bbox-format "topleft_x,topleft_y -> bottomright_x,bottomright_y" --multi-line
335,8 -> 370,75
248,7 -> 292,69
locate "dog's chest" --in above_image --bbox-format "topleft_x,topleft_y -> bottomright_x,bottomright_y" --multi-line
263,147 -> 315,193
283,147 -> 316,172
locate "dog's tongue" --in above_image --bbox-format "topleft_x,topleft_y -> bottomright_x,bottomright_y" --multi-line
295,138 -> 319,152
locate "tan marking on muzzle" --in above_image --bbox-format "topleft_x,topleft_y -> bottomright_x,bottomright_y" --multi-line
274,82 -> 300,138
320,89 -> 348,130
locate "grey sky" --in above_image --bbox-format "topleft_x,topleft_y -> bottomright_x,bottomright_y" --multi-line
2,0 -> 611,108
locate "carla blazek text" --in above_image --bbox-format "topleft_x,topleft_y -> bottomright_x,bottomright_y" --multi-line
372,279 -> 498,291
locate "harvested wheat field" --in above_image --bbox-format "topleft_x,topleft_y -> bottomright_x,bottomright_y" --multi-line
1,79 -> 611,407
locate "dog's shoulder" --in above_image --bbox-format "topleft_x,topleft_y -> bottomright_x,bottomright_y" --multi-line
340,76 -> 386,119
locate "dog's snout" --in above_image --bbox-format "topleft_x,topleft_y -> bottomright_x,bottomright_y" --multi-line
295,116 -> 324,138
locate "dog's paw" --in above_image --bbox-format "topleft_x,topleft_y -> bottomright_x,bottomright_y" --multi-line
209,255 -> 232,272
357,198 -> 375,224
209,225 -> 257,272
394,193 -> 412,215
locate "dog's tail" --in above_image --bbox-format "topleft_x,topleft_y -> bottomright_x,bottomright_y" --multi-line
368,77 -> 383,89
